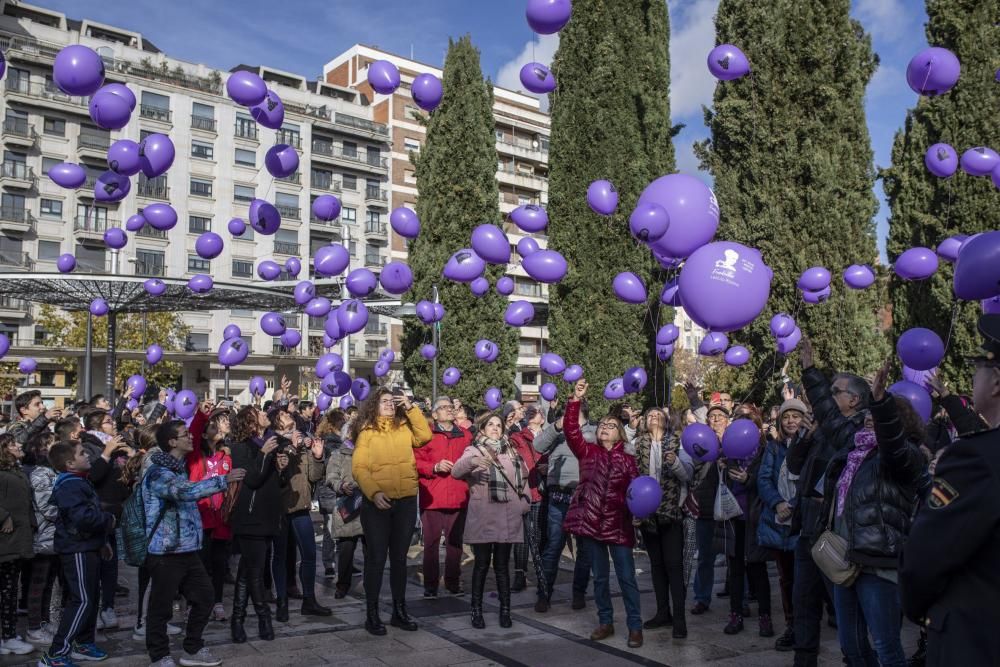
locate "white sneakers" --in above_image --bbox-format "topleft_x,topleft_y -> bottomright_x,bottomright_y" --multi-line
26,624 -> 54,645
96,609 -> 118,630
178,648 -> 222,667
0,636 -> 35,655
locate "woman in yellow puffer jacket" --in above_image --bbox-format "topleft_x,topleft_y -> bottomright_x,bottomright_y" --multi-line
351,387 -> 432,636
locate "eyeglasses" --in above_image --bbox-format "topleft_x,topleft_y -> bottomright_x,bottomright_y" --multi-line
708,413 -> 728,421
830,387 -> 856,397
598,421 -> 618,430
378,399 -> 395,406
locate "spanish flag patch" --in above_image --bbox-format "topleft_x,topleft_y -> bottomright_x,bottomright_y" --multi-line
927,478 -> 959,510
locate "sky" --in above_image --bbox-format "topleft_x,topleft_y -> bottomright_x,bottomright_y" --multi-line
33,0 -> 930,259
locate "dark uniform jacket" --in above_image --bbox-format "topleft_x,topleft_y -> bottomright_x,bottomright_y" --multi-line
900,427 -> 1000,667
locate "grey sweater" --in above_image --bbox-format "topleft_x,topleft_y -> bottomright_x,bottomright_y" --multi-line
532,420 -> 597,491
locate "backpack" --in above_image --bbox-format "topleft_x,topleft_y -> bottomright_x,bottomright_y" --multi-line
120,475 -> 167,567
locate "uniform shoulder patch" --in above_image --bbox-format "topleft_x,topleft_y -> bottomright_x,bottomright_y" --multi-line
928,478 -> 959,510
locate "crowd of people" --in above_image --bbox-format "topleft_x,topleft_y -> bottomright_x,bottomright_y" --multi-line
0,320 -> 997,667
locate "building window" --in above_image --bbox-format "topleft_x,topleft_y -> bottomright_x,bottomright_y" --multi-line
516,279 -> 542,298
234,113 -> 257,140
34,327 -> 49,346
348,240 -> 357,256
522,371 -> 538,385
38,240 -> 61,260
191,102 -> 215,131
342,141 -> 357,158
74,243 -> 105,272
277,123 -> 300,148
190,178 -> 213,198
185,333 -> 210,352
140,91 -> 171,122
234,148 -> 255,167
189,216 -> 211,233
232,259 -> 253,277
188,255 -> 210,272
495,129 -> 504,142
39,199 -> 63,218
191,140 -> 214,160
41,156 -> 60,174
43,117 -> 65,136
234,185 -> 255,202
135,249 -> 165,276
403,137 -> 420,152
342,174 -> 357,190
342,207 -> 356,224
365,210 -> 382,224
519,339 -> 537,356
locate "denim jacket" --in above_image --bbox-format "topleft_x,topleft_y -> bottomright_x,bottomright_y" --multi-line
143,456 -> 227,556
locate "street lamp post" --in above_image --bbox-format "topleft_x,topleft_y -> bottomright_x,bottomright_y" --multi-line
432,284 -> 439,405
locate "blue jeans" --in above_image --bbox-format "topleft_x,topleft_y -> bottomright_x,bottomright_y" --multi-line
833,574 -> 906,667
692,518 -> 716,606
288,511 -> 318,598
539,499 -> 591,600
580,537 -> 642,631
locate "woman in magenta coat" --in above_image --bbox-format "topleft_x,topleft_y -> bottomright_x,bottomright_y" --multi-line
563,379 -> 643,648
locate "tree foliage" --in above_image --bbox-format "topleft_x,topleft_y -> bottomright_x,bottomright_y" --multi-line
694,0 -> 887,398
401,36 -> 518,406
35,305 -> 188,391
546,0 -> 676,414
882,0 -> 1000,390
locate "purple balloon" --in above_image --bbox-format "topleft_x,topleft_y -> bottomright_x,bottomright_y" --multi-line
888,380 -> 932,422
526,0 -> 572,33
351,378 -> 371,401
505,300 -> 535,327
722,419 -> 761,459
0,334 -> 8,359
103,227 -> 127,250
227,70 -> 267,106
641,174 -> 720,260
284,257 -> 302,277
652,248 -> 683,270
145,344 -> 163,365
316,353 -> 344,378
264,144 -> 298,179
322,333 -> 338,348
260,312 -> 287,337
311,195 -> 341,222
88,88 -> 131,130
540,382 -> 558,401
257,260 -> 281,281
843,264 -> 876,289
540,352 -> 566,375
510,205 -> 548,233
56,253 -> 76,273
442,367 -> 461,387
629,203 -> 669,243
304,297 -> 332,318
895,247 -> 938,280
470,277 -> 490,297
960,147 -> 1000,177
90,298 -> 109,316
937,235 -> 967,263
660,279 -> 681,307
101,83 -> 136,110
623,367 -> 647,394
218,337 -> 250,367
138,133 -> 175,179
471,224 -> 511,264
368,60 -> 401,95
519,62 -> 556,94
443,249 -> 486,283
48,162 -> 86,189
954,231 -> 1000,300
228,218 -> 247,236
293,281 -> 316,306
906,47 -> 960,96
416,301 -> 436,324
475,339 -> 497,361
379,348 -> 395,364
587,179 -> 618,216
280,329 -> 301,349
563,364 -> 584,382
53,45 -> 105,96
983,296 -> 1000,315
223,324 -> 242,340
420,344 -> 438,360
144,203 -> 177,231
770,314 -> 796,338
433,303 -> 445,321
484,388 -> 502,410
248,199 -> 281,235
678,241 -> 773,332
707,44 -> 751,81
517,237 -> 540,258
248,376 -> 267,397
94,170 -> 130,202
125,214 -> 146,232
496,276 -> 515,295
188,274 -> 213,294
339,395 -> 355,409
924,143 -> 958,178
776,327 -> 802,354
316,394 -> 333,411
681,423 -> 720,462
323,314 -> 342,341
798,267 -> 831,292
725,346 -> 751,367
802,286 -> 831,304
522,249 -> 567,284
321,372 -> 350,397
613,272 -> 647,304
314,244 -> 350,277
412,73 -> 443,111
17,358 -> 36,375
195,232 -> 224,260
699,332 -> 729,356
627,476 -> 662,519
250,90 -> 284,130
603,378 -> 625,400
657,324 -> 680,345
107,139 -> 142,176
389,207 -> 420,238
345,268 -> 378,297
897,327 -> 945,371
336,300 -> 369,335
144,279 -> 167,296
379,261 -> 413,294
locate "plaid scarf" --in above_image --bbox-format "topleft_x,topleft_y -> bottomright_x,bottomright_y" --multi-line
476,437 -> 523,503
836,429 -> 877,517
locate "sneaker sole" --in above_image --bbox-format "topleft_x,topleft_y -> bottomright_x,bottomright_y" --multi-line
71,653 -> 108,662
179,659 -> 221,667
1,646 -> 34,656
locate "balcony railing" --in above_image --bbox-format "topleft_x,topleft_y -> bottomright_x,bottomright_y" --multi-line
2,118 -> 35,140
79,133 -> 111,151
308,316 -> 325,330
365,187 -> 388,202
276,205 -> 300,219
365,222 -> 387,236
0,162 -> 36,183
74,215 -> 117,233
276,132 -> 302,150
4,77 -> 88,109
311,142 -> 388,168
0,251 -> 34,269
136,226 -> 167,239
310,175 -> 341,192
139,105 -> 172,123
277,172 -> 301,184
0,295 -> 28,311
137,178 -> 170,199
333,112 -> 389,136
234,124 -> 258,141
233,191 -> 255,203
134,260 -> 165,277
273,241 -> 299,255
364,254 -> 386,267
364,324 -> 388,337
0,207 -> 36,229
191,115 -> 216,132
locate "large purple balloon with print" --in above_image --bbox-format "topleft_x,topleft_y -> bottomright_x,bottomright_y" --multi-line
138,133 -> 175,179
906,47 -> 960,97
522,249 -> 567,284
249,199 -> 281,235
250,90 -> 284,130
442,249 -> 486,283
678,241 -> 772,332
640,174 -> 720,260
336,300 -> 369,335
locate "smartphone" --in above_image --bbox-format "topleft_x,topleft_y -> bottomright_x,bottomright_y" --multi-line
392,388 -> 405,398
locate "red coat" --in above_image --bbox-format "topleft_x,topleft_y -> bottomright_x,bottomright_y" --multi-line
187,410 -> 233,540
509,429 -> 545,503
562,401 -> 638,546
415,423 -> 471,511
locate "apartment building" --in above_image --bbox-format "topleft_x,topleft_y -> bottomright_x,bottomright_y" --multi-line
324,45 -> 552,399
0,2 -> 394,405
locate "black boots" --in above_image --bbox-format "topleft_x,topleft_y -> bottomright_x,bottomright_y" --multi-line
275,597 -> 289,622
497,567 -> 512,628
390,600 -> 418,631
512,570 -> 526,593
230,578 -> 249,643
255,603 -> 275,641
301,597 -> 332,617
470,557 -> 490,629
365,601 -> 386,636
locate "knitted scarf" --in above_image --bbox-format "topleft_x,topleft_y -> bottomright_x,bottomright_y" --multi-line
150,450 -> 186,475
836,429 -> 877,517
476,437 -> 523,503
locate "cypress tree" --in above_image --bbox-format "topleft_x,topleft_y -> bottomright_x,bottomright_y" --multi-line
546,0 -> 675,413
883,1 -> 1000,388
401,36 -> 517,406
694,0 -> 886,393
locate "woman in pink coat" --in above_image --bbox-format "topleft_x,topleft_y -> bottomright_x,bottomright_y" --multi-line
452,413 -> 528,630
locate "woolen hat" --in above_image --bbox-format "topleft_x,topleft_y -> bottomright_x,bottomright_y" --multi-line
779,398 -> 808,419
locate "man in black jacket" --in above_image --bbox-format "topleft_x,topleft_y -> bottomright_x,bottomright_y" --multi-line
900,315 -> 1000,667
7,390 -> 60,445
786,338 -> 867,667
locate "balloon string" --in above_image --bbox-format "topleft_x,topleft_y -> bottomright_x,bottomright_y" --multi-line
942,302 -> 960,354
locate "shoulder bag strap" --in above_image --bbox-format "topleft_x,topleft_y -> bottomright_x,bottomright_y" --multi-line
474,443 -> 522,498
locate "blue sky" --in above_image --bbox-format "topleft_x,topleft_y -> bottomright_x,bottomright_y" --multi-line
36,0 -> 928,258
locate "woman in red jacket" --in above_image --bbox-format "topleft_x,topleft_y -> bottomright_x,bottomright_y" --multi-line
508,406 -> 546,595
564,379 -> 643,648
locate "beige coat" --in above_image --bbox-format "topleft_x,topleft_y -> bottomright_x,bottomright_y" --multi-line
325,448 -> 363,538
283,446 -> 325,514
